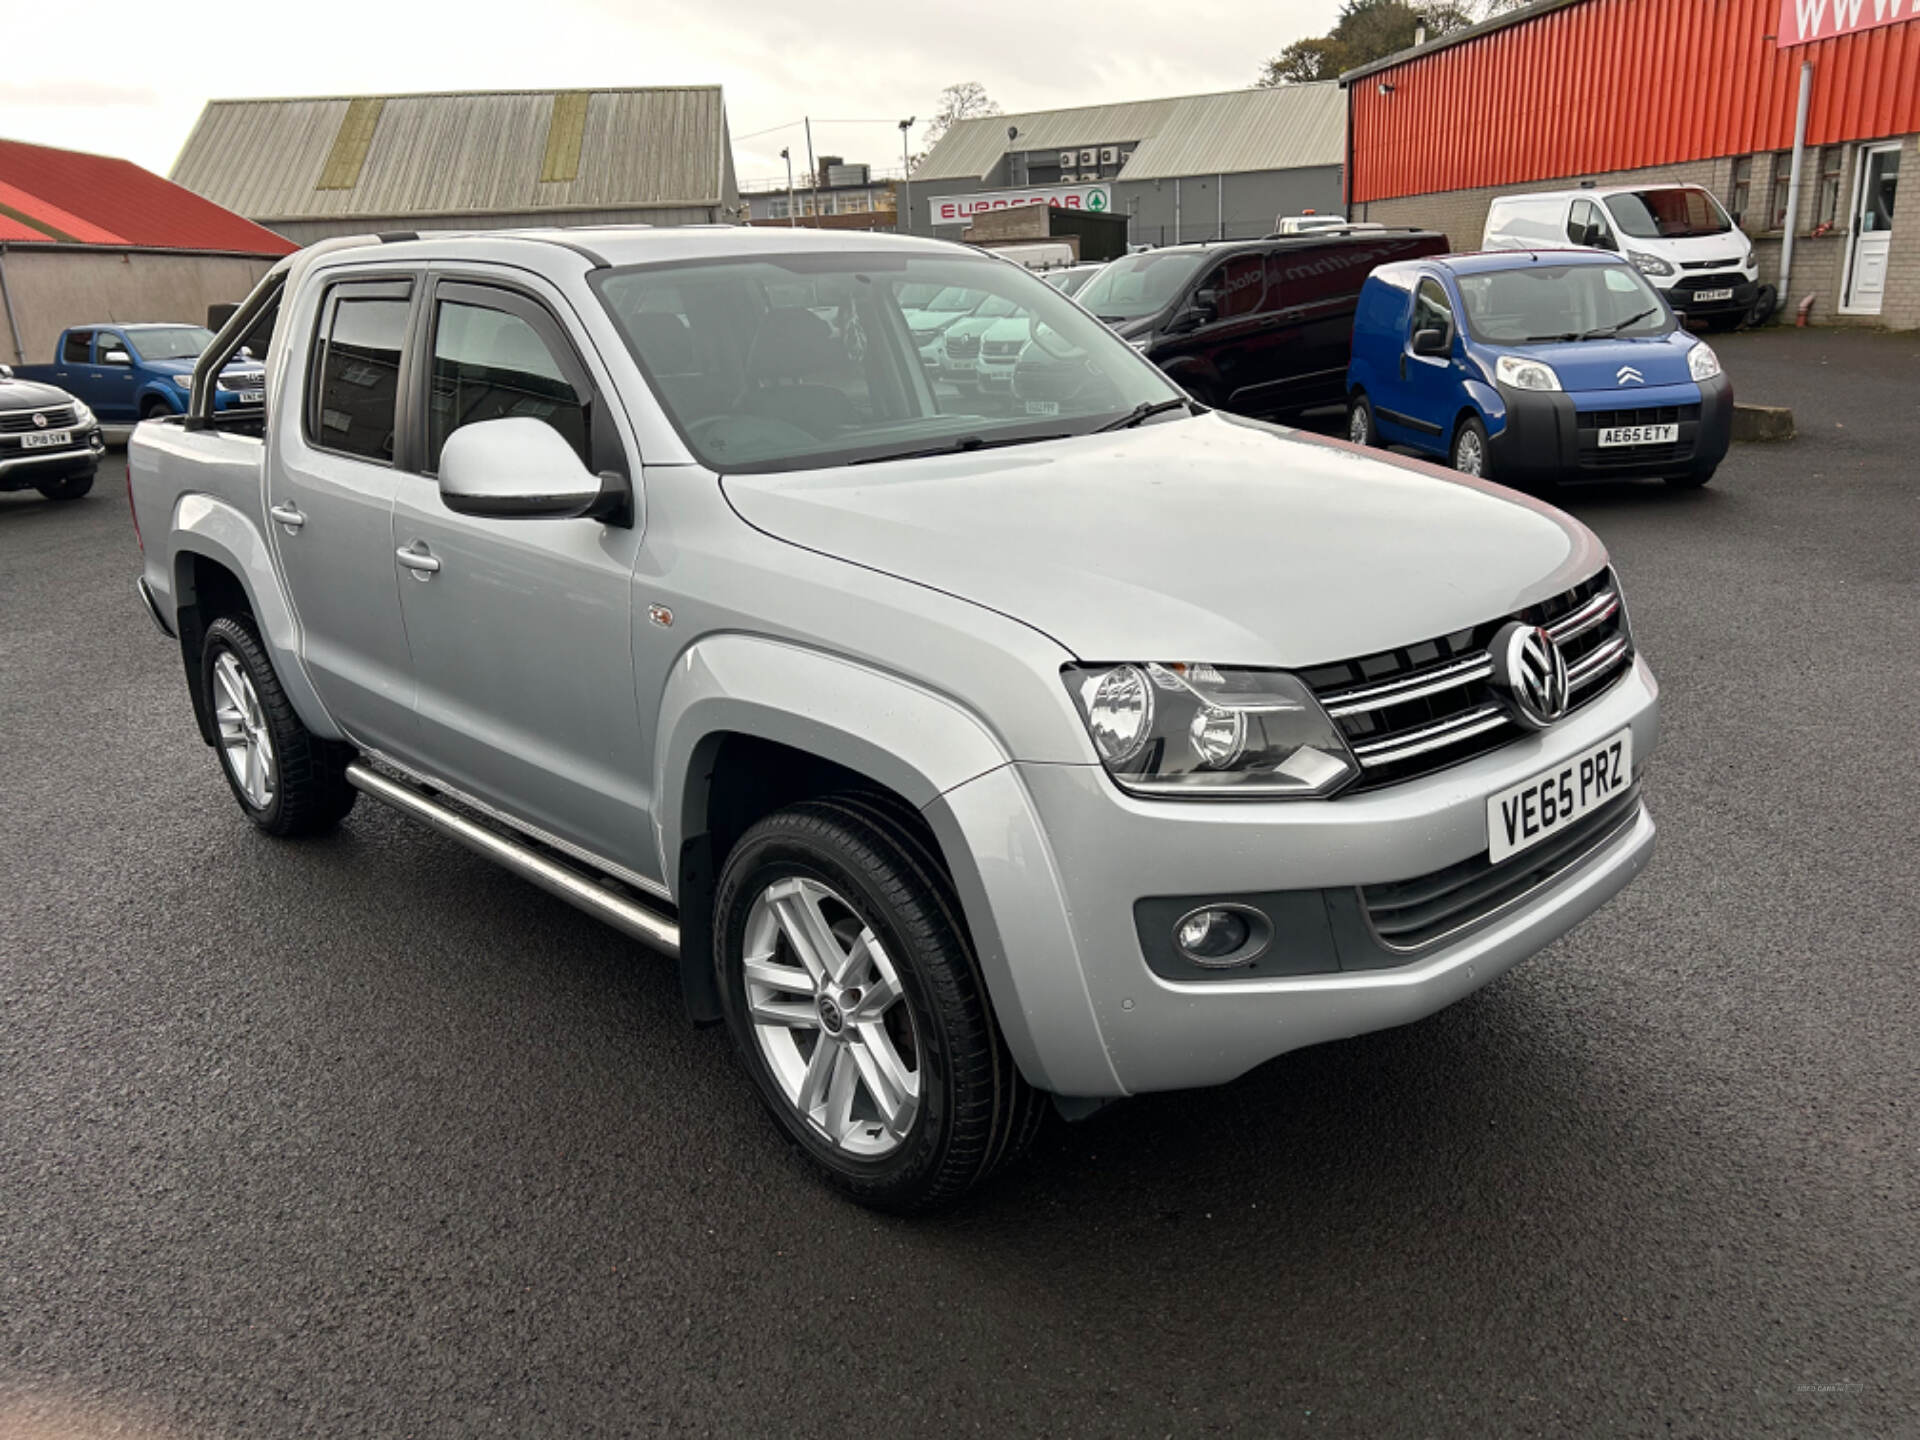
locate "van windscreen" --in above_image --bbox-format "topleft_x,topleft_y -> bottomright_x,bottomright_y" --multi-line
1456,263 -> 1671,343
1076,252 -> 1207,322
1604,188 -> 1734,239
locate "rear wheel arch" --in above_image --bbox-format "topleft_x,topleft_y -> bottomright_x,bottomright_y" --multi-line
173,549 -> 256,747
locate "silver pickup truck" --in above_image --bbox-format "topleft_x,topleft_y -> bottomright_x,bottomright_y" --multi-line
129,227 -> 1658,1211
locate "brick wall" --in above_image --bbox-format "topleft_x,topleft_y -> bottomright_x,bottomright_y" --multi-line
1354,138 -> 1920,330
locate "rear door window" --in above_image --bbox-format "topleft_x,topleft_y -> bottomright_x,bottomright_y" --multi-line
308,281 -> 413,464
63,331 -> 93,365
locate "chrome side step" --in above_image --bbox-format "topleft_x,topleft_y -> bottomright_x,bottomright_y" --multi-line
344,761 -> 680,957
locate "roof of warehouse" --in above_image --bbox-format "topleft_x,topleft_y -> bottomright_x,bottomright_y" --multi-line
1339,0 -> 1587,83
171,86 -> 737,222
912,84 -> 1345,183
0,138 -> 294,254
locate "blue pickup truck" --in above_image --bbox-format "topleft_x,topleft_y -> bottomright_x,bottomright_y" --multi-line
13,323 -> 266,424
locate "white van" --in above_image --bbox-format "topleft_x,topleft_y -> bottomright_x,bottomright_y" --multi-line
1481,183 -> 1759,327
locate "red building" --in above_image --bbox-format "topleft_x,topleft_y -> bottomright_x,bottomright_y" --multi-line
1342,0 -> 1919,327
0,138 -> 291,367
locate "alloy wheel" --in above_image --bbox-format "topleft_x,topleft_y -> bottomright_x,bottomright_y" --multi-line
211,651 -> 276,809
1454,427 -> 1485,477
1349,404 -> 1370,445
741,876 -> 921,1158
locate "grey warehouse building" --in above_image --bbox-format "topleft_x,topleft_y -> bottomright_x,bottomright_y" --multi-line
171,86 -> 742,245
906,84 -> 1345,247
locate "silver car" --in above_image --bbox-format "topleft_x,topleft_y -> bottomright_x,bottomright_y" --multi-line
129,226 -> 1657,1211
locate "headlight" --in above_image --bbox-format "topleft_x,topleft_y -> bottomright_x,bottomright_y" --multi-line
1627,250 -> 1675,278
1742,246 -> 1756,271
1064,662 -> 1358,798
70,398 -> 95,426
1126,337 -> 1151,352
175,374 -> 195,390
1495,354 -> 1562,391
1687,342 -> 1722,381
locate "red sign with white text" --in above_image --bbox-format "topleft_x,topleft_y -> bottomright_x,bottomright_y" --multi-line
1778,0 -> 1920,46
930,184 -> 1113,227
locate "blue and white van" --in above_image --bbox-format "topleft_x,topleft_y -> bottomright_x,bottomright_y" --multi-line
1345,250 -> 1734,490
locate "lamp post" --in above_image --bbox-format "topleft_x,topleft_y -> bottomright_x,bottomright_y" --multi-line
898,117 -> 914,235
781,147 -> 797,227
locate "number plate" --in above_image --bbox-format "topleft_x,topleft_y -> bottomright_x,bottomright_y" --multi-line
1487,728 -> 1633,864
1024,400 -> 1060,416
1694,287 -> 1735,303
21,430 -> 71,450
1598,423 -> 1679,447
238,390 -> 264,404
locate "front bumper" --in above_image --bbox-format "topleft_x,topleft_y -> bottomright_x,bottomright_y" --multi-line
928,657 -> 1659,1098
1488,375 -> 1732,484
0,427 -> 105,490
1661,277 -> 1759,318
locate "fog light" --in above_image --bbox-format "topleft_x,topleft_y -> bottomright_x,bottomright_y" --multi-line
1174,906 -> 1252,966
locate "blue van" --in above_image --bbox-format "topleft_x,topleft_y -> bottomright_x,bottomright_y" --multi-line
1346,250 -> 1733,489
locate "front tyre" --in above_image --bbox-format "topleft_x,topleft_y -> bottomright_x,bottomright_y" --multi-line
714,799 -> 1040,1212
1451,414 -> 1493,480
199,614 -> 356,836
35,468 -> 95,501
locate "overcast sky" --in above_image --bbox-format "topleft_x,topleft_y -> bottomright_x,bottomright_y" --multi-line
1,0 -> 1344,188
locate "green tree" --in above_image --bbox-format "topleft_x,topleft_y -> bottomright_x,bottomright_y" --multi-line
1257,0 -> 1484,87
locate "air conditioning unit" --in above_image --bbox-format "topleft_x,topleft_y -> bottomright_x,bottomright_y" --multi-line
1101,146 -> 1118,165
1059,151 -> 1076,169
1118,150 -> 1134,167
1080,148 -> 1096,166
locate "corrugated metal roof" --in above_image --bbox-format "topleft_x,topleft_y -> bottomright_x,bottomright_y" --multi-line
171,86 -> 736,222
913,84 -> 1344,183
0,139 -> 294,254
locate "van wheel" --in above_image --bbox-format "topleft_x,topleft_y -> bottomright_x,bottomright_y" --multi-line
1451,415 -> 1492,479
1347,394 -> 1376,447
199,614 -> 356,836
714,798 -> 1041,1212
34,469 -> 95,501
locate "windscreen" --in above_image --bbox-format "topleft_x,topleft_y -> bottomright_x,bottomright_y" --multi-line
1604,188 -> 1734,239
126,326 -> 214,360
1456,263 -> 1671,343
592,252 -> 1182,473
1076,252 -> 1207,321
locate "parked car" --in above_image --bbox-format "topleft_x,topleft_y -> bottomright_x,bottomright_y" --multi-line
1481,184 -> 1759,329
0,364 -> 105,500
1346,249 -> 1733,489
1078,229 -> 1449,419
1040,262 -> 1107,297
937,292 -> 1022,389
11,324 -> 266,423
130,227 -> 1657,1211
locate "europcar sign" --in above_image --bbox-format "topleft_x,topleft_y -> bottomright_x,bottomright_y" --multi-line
1779,0 -> 1920,45
931,184 -> 1113,227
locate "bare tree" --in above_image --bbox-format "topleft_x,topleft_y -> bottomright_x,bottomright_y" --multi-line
913,82 -> 1002,170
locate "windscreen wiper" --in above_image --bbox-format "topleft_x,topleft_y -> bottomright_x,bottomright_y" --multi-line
847,431 -> 1069,465
1581,308 -> 1658,341
1095,398 -> 1197,432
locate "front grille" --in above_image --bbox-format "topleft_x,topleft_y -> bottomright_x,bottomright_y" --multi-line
945,334 -> 980,360
1682,257 -> 1742,271
984,339 -> 1023,357
1300,570 -> 1633,792
1363,783 -> 1642,949
1578,403 -> 1698,431
1672,273 -> 1744,293
0,405 -> 78,433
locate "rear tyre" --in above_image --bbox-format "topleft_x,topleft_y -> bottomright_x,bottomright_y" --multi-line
34,469 -> 95,501
714,798 -> 1040,1212
1665,464 -> 1716,489
199,614 -> 356,837
1347,393 -> 1377,447
141,397 -> 174,422
1450,414 -> 1493,481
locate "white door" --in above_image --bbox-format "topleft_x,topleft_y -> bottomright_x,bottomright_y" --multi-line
1841,144 -> 1902,316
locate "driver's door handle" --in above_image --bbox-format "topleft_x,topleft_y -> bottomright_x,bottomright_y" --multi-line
269,502 -> 305,531
396,542 -> 441,578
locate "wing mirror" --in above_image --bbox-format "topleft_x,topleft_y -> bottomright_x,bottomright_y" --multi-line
102,349 -> 132,366
1581,224 -> 1616,251
0,364 -> 12,380
1411,326 -> 1451,357
437,417 -> 630,525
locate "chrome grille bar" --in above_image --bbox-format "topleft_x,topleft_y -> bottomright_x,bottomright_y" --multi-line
1350,704 -> 1510,768
1322,652 -> 1495,719
1567,634 -> 1631,691
1546,589 -> 1619,645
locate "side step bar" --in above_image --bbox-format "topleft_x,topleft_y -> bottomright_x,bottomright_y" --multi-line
344,761 -> 680,956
